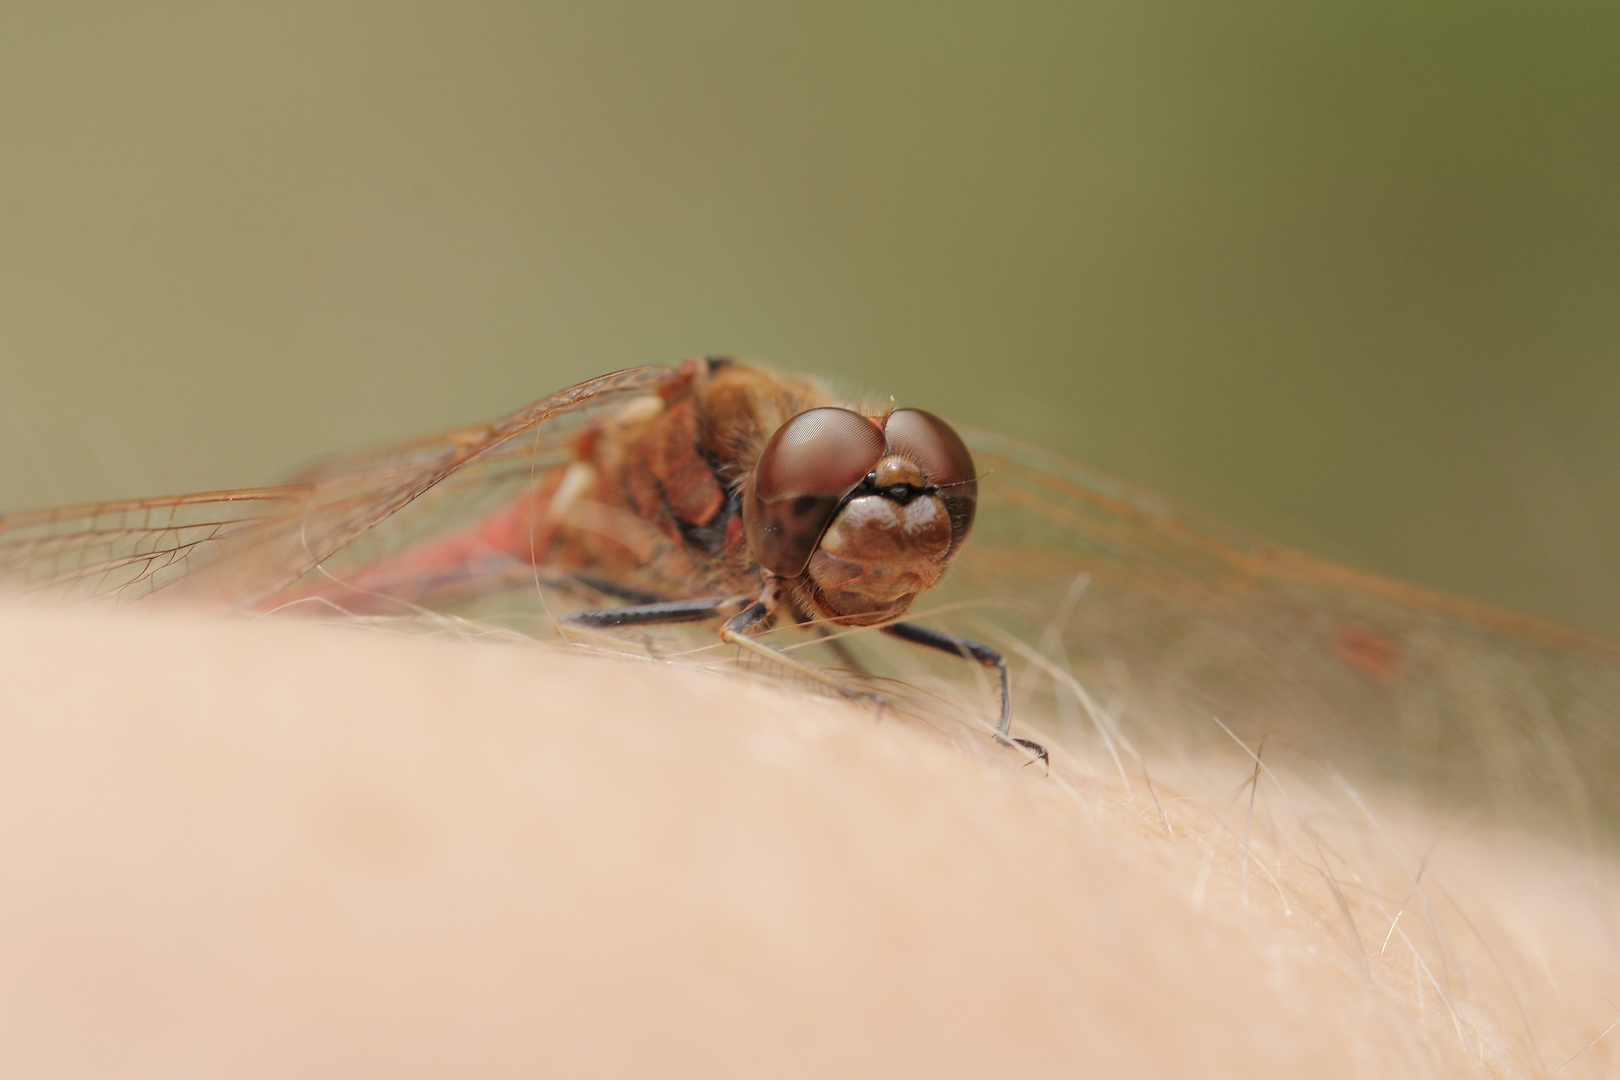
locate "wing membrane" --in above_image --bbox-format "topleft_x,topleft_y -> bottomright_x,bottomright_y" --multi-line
0,366 -> 669,606
950,426 -> 1620,836
0,490 -> 308,602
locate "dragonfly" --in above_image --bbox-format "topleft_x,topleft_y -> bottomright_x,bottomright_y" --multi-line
0,359 -> 1042,757
0,357 -> 1616,834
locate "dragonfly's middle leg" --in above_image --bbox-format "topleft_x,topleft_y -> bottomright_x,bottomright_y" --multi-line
556,595 -> 748,655
559,596 -> 744,629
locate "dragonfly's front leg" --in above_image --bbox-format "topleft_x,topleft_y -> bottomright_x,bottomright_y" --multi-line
882,621 -> 1048,767
559,586 -> 861,701
717,583 -> 863,700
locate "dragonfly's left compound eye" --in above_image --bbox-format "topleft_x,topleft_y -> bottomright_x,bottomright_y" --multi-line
743,407 -> 887,577
882,408 -> 979,550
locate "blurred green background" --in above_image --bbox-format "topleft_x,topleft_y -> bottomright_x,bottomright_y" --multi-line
1,3 -> 1616,636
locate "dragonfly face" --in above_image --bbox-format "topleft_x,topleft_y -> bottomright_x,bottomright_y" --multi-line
743,405 -> 978,626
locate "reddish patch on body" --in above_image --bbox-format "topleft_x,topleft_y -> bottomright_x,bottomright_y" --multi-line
1334,624 -> 1403,679
478,474 -> 562,560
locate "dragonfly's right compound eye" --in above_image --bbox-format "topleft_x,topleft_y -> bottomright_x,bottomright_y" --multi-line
743,407 -> 887,577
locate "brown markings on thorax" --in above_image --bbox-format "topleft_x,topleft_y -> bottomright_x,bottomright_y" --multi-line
534,358 -> 834,601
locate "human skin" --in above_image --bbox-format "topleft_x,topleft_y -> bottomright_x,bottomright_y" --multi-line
0,605 -> 1614,1078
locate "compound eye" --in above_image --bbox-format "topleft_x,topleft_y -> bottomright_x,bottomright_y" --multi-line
743,407 -> 887,577
882,408 -> 978,548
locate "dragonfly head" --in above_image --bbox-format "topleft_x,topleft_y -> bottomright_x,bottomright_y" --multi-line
741,406 -> 978,623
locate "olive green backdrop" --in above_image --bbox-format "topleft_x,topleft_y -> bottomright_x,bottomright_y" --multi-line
2,3 -> 1617,635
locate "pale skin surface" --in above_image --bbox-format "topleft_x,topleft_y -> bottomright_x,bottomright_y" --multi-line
0,604 -> 1616,1078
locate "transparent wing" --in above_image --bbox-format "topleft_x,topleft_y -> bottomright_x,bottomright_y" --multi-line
942,426 -> 1620,837
0,366 -> 670,606
0,488 -> 311,603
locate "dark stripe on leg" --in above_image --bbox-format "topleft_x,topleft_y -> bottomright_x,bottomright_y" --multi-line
561,596 -> 736,630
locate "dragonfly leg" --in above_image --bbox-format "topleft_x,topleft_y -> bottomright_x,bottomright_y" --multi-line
882,621 -> 1047,767
559,596 -> 741,629
812,624 -> 870,677
559,587 -> 870,705
719,591 -> 868,701
557,595 -> 752,655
